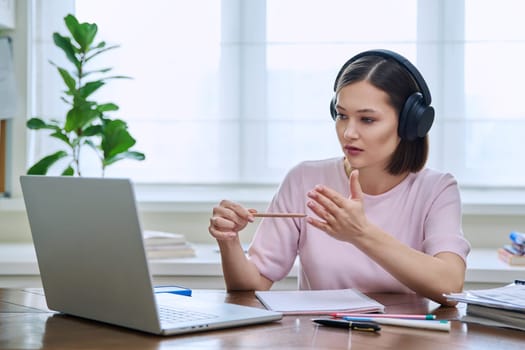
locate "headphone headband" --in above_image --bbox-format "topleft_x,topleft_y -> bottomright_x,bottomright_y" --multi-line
333,49 -> 432,106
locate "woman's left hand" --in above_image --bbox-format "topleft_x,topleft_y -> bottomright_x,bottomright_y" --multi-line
306,169 -> 370,243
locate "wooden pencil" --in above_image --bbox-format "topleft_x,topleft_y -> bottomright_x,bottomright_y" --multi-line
252,213 -> 306,218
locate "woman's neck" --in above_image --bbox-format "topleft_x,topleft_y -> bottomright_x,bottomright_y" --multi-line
343,158 -> 409,195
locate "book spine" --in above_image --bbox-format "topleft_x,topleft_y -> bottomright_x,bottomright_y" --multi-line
511,242 -> 525,255
503,244 -> 523,256
498,248 -> 511,264
498,248 -> 525,266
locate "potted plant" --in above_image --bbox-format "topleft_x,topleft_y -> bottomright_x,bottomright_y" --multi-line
26,14 -> 144,176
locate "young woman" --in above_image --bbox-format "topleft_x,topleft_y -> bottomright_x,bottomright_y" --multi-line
208,50 -> 470,306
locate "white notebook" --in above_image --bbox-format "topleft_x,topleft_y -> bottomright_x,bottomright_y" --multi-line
255,288 -> 385,315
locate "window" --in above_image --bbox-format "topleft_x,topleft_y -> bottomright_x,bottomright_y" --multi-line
30,0 -> 525,190
447,0 -> 525,187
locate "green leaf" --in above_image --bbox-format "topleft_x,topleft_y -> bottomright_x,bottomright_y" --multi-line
97,103 -> 119,112
85,44 -> 120,62
103,151 -> 145,167
102,75 -> 132,81
50,131 -> 71,146
57,67 -> 76,93
26,118 -> 47,129
101,119 -> 136,159
81,67 -> 112,78
65,104 -> 100,132
65,14 -> 98,52
125,151 -> 145,160
60,96 -> 72,105
79,80 -> 105,99
63,14 -> 80,36
61,166 -> 75,176
27,151 -> 69,175
53,33 -> 80,70
26,118 -> 60,131
92,41 -> 106,49
83,124 -> 103,136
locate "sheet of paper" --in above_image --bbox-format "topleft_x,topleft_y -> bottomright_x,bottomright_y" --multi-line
469,283 -> 525,307
445,282 -> 525,311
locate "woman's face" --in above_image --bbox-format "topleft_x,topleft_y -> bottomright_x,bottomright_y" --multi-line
334,80 -> 400,173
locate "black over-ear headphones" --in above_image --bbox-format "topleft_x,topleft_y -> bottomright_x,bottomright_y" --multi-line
330,49 -> 435,141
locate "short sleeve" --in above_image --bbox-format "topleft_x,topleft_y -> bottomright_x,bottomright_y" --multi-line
422,173 -> 471,262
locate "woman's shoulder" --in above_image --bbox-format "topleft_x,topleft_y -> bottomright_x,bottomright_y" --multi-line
414,168 -> 458,186
407,168 -> 460,200
289,157 -> 342,173
281,157 -> 345,188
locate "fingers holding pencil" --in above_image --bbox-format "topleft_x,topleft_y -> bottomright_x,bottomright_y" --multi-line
209,200 -> 255,240
209,198 -> 308,241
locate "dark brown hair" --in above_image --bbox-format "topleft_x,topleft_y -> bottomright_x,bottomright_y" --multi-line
335,55 -> 429,174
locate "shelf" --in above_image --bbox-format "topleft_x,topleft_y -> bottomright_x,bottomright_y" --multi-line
0,244 -> 523,290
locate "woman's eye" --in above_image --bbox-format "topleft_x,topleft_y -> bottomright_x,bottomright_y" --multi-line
361,117 -> 374,124
336,114 -> 348,120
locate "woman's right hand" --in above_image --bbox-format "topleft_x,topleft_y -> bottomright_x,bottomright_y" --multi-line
208,200 -> 255,240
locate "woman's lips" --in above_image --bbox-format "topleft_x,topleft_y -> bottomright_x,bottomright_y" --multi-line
345,145 -> 363,156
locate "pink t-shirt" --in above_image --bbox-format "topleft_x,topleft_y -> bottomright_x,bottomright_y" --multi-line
248,157 -> 471,293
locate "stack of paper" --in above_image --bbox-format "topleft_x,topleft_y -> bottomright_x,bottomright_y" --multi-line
143,230 -> 196,259
255,288 -> 385,315
445,281 -> 525,331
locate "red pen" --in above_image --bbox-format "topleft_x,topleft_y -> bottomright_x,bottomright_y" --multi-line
330,313 -> 436,320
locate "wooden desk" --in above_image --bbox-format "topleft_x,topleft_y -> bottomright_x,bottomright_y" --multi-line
0,289 -> 523,349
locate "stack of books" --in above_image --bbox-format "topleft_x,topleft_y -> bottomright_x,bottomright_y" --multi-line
445,281 -> 525,332
497,231 -> 525,266
143,230 -> 196,259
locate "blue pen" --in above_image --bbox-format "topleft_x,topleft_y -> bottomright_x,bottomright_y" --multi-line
342,317 -> 451,332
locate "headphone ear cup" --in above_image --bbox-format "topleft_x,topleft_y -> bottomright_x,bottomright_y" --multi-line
416,105 -> 434,139
398,93 -> 434,141
330,96 -> 337,120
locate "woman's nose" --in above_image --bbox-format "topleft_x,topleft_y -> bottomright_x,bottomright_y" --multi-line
344,119 -> 358,139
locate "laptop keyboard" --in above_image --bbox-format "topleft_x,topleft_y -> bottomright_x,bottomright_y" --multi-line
158,306 -> 219,323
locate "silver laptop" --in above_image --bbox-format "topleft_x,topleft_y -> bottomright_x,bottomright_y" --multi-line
20,175 -> 282,335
